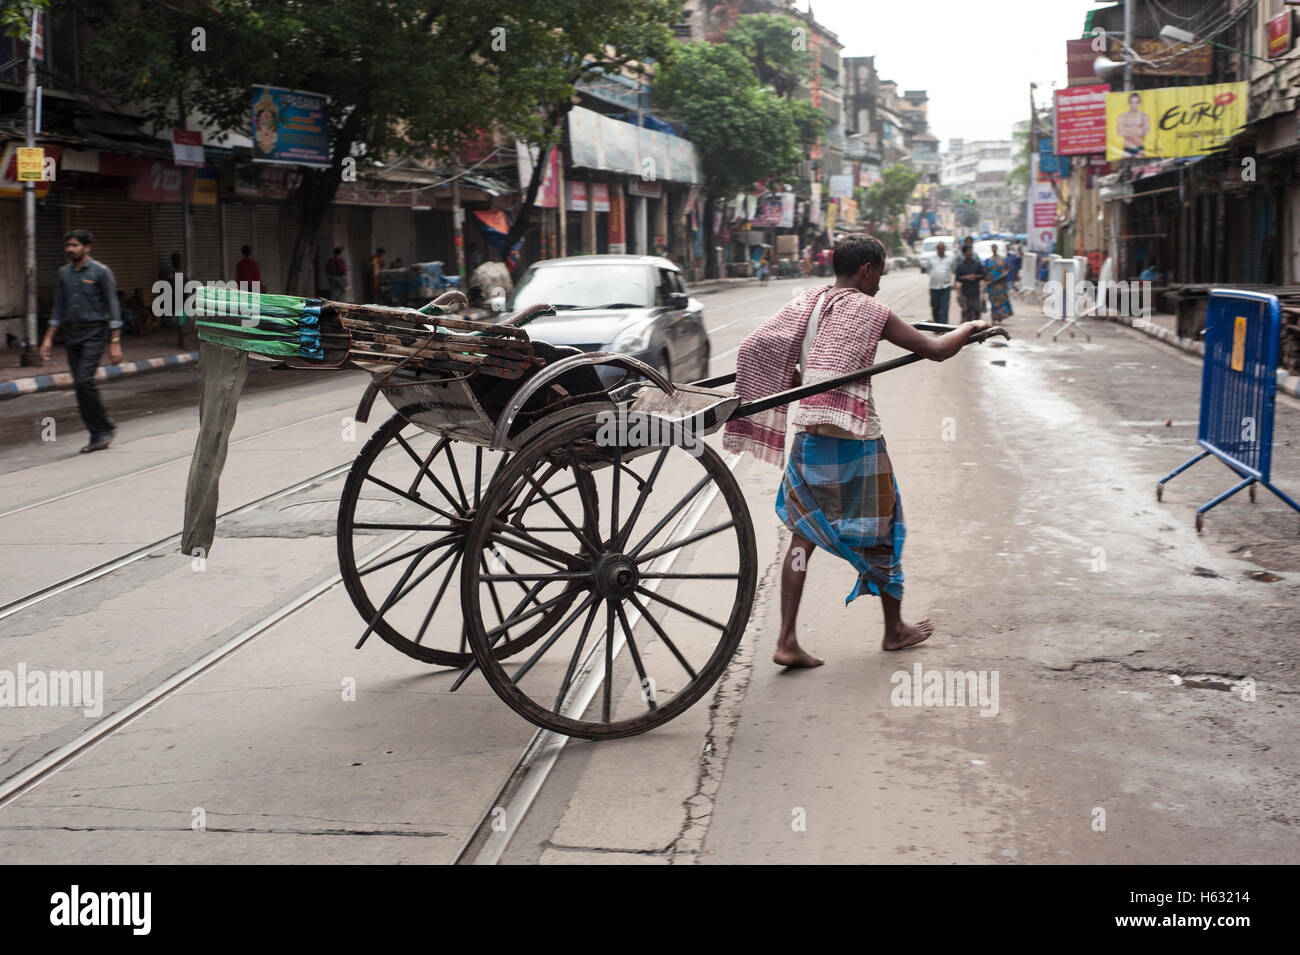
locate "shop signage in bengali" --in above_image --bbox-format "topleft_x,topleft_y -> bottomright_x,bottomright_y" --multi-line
16,147 -> 45,181
130,159 -> 219,204
608,186 -> 626,252
628,177 -> 662,198
592,182 -> 610,213
1065,38 -> 1103,86
1109,37 -> 1212,76
1105,82 -> 1247,161
251,85 -> 330,167
171,129 -> 204,167
568,181 -> 588,212
1054,84 -> 1109,155
1268,12 -> 1293,58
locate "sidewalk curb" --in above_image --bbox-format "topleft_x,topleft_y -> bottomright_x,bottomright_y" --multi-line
0,351 -> 200,401
1106,312 -> 1300,400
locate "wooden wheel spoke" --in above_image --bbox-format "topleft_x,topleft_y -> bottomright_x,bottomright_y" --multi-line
626,592 -> 698,680
602,602 -> 616,722
638,572 -> 740,580
634,585 -> 727,632
354,542 -> 450,648
613,449 -> 668,551
553,600 -> 603,712
364,473 -> 460,522
415,548 -> 462,646
479,555 -> 506,626
521,469 -> 598,553
352,522 -> 458,533
510,592 -> 600,686
626,473 -> 711,558
473,447 -> 483,508
489,520 -> 585,569
443,440 -> 471,511
634,520 -> 737,565
485,585 -> 575,643
614,600 -> 656,711
357,535 -> 457,577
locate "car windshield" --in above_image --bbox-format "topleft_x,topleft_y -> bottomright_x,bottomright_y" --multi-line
512,264 -> 655,311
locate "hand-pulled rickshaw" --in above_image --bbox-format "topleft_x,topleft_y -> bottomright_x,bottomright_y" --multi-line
195,287 -> 1006,740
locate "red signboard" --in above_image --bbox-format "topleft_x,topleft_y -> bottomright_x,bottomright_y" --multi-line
1065,38 -> 1104,86
591,182 -> 610,213
171,128 -> 204,167
1268,12 -> 1293,58
1054,84 -> 1109,156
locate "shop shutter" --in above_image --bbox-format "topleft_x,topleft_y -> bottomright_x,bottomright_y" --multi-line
255,204 -> 287,293
63,190 -> 155,297
224,203 -> 254,282
36,196 -> 66,293
189,205 -> 222,283
152,204 -> 184,283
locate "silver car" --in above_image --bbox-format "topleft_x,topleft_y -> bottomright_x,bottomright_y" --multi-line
506,255 -> 710,386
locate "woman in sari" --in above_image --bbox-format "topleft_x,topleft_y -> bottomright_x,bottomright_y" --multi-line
984,244 -> 1013,322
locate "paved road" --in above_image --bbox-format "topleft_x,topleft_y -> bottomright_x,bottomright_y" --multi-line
1,271 -> 1296,863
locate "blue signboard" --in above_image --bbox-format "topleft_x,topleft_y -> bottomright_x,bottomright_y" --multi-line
252,85 -> 330,167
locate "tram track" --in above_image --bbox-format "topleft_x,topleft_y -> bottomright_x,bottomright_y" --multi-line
454,450 -> 744,865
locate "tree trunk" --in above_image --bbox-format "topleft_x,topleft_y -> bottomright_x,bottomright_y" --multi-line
504,106 -> 569,262
286,107 -> 366,296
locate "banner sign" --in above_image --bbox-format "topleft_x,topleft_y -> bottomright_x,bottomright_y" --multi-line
608,186 -> 626,252
751,197 -> 783,228
16,147 -> 45,181
592,182 -> 610,213
1110,37 -> 1212,76
567,106 -> 700,185
827,174 -> 853,199
1268,12 -> 1293,58
568,181 -> 588,212
1027,154 -> 1056,253
1055,84 -> 1109,155
1065,38 -> 1103,86
251,85 -> 330,167
1106,83 -> 1247,160
171,129 -> 205,167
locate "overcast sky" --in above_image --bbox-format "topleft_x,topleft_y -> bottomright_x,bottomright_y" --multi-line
798,0 -> 1098,146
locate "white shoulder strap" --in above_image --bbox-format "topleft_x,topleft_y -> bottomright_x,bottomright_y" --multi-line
800,289 -> 830,373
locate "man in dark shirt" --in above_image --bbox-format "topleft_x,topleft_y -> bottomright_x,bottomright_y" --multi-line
954,242 -> 986,323
39,230 -> 122,452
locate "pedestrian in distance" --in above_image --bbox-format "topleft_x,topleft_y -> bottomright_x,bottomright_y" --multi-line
39,230 -> 122,453
926,240 -> 955,324
723,233 -> 991,668
325,246 -> 348,301
235,245 -> 262,287
984,243 -> 1013,323
954,241 -> 986,324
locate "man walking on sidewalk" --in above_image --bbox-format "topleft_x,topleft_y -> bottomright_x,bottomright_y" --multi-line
724,233 -> 990,667
39,230 -> 122,453
926,240 -> 955,324
954,241 -> 986,323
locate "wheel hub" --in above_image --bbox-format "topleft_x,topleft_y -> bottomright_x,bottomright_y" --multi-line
594,554 -> 639,598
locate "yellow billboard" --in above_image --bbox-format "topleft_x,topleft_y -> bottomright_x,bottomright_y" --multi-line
1106,83 -> 1247,161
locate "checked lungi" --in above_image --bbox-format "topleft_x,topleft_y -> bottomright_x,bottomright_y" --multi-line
775,432 -> 905,604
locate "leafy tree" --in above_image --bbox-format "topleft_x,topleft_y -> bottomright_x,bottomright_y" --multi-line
655,41 -> 824,196
76,0 -> 681,291
857,164 -> 919,230
723,13 -> 808,97
2,0 -> 48,39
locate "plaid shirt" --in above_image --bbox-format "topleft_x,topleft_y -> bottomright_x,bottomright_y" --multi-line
723,284 -> 892,467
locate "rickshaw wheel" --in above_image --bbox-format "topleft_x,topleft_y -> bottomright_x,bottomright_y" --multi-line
460,412 -> 758,740
337,412 -> 591,668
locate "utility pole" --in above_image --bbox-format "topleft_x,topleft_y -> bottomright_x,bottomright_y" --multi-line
21,5 -> 39,366
1123,0 -> 1134,92
451,175 -> 465,281
178,91 -> 193,349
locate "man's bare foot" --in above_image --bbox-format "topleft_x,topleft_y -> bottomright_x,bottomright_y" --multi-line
882,618 -> 934,651
774,646 -> 824,668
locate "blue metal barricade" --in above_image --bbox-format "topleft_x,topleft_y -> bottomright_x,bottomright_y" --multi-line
1157,288 -> 1300,531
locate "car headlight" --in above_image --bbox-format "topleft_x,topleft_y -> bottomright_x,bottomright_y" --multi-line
610,325 -> 654,354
